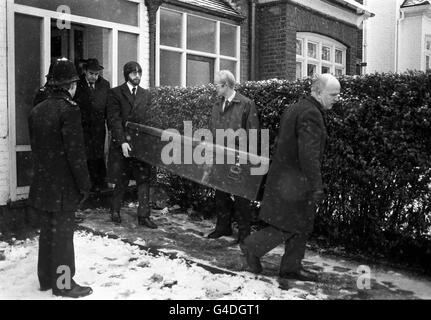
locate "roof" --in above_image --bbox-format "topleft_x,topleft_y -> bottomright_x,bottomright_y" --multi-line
401,0 -> 430,8
329,0 -> 375,16
165,0 -> 245,20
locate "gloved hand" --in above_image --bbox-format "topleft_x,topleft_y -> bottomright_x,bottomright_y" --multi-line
79,190 -> 90,208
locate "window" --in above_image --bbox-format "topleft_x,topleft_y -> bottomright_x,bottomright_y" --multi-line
296,33 -> 347,79
157,8 -> 240,87
425,35 -> 431,71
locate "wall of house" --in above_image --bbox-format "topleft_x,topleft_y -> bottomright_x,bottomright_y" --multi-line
257,1 -> 360,81
0,0 -> 9,206
234,0 -> 250,82
399,14 -> 423,72
364,0 -> 401,73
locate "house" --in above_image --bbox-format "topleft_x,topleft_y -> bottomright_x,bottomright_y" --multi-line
364,0 -> 431,73
0,0 -> 373,210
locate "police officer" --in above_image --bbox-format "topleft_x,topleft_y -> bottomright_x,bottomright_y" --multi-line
28,58 -> 93,298
74,58 -> 110,192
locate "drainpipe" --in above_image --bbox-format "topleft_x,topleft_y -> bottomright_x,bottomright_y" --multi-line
250,0 -> 257,80
396,9 -> 405,73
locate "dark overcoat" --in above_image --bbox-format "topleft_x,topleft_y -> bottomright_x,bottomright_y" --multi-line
28,89 -> 91,212
74,75 -> 110,160
259,96 -> 327,234
106,83 -> 152,184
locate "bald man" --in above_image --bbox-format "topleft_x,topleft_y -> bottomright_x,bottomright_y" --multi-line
241,74 -> 340,282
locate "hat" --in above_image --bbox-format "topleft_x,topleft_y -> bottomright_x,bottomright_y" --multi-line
51,57 -> 80,86
85,58 -> 104,71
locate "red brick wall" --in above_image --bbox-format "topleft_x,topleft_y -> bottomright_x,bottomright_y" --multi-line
257,1 -> 361,81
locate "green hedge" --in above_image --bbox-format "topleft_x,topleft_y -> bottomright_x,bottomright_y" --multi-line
144,72 -> 431,269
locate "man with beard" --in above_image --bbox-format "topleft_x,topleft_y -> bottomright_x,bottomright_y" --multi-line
241,73 -> 340,282
74,58 -> 110,192
28,58 -> 92,298
106,61 -> 157,228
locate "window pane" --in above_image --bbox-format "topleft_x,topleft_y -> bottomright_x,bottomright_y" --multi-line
307,64 -> 317,77
322,66 -> 330,74
118,31 -> 138,83
335,49 -> 343,64
16,0 -> 139,26
187,15 -> 216,53
17,151 -> 33,187
160,50 -> 181,86
322,46 -> 331,61
427,39 -> 431,51
296,39 -> 303,56
427,56 -> 430,70
220,23 -> 236,57
335,68 -> 343,76
308,42 -> 317,59
296,62 -> 302,79
220,59 -> 236,77
15,13 -> 41,146
160,9 -> 182,48
187,55 -> 214,86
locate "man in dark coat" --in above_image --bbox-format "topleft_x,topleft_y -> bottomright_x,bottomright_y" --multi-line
28,58 -> 92,298
74,58 -> 110,191
106,61 -> 157,229
241,74 -> 341,282
207,70 -> 260,244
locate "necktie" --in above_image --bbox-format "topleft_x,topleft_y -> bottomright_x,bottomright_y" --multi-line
132,87 -> 136,102
90,83 -> 95,91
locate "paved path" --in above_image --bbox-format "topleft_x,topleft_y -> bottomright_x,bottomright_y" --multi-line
78,205 -> 431,300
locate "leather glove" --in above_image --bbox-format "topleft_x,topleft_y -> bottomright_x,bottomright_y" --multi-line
79,190 -> 90,208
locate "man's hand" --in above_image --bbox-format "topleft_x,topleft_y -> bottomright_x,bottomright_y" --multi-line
121,142 -> 132,158
79,190 -> 90,208
311,190 -> 325,203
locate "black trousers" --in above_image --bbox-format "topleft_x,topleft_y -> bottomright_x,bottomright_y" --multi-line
244,225 -> 309,273
87,158 -> 106,189
37,209 -> 75,289
214,190 -> 251,240
110,159 -> 151,217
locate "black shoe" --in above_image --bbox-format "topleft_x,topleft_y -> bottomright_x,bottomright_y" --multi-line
52,282 -> 93,298
240,244 -> 262,274
111,212 -> 121,224
138,217 -> 157,229
207,229 -> 233,239
279,268 -> 318,282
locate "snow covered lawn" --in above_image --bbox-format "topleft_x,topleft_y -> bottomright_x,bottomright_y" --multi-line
0,231 -> 317,300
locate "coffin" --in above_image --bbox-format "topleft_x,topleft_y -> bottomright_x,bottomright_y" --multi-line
126,122 -> 269,201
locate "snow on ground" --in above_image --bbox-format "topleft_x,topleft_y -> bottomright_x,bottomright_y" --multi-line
0,231 -> 322,300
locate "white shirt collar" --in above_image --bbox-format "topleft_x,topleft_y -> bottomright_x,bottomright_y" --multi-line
227,90 -> 236,103
127,82 -> 138,94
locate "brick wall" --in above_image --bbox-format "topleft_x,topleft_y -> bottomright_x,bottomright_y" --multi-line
231,0 -> 250,82
257,1 -> 360,80
0,0 -> 9,206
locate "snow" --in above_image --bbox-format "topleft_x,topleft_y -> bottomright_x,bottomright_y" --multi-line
0,231 -> 318,300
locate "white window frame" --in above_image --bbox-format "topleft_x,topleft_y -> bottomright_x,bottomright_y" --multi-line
296,32 -> 347,79
156,7 -> 240,87
7,0 -> 145,201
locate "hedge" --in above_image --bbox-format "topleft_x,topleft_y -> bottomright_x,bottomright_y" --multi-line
143,72 -> 431,269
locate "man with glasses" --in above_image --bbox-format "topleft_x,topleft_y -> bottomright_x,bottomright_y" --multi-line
208,70 -> 260,244
106,61 -> 157,229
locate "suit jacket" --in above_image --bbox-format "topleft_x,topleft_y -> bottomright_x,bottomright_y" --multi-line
106,82 -> 151,184
28,89 -> 91,212
210,92 -> 260,153
74,75 -> 110,159
258,96 -> 327,233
